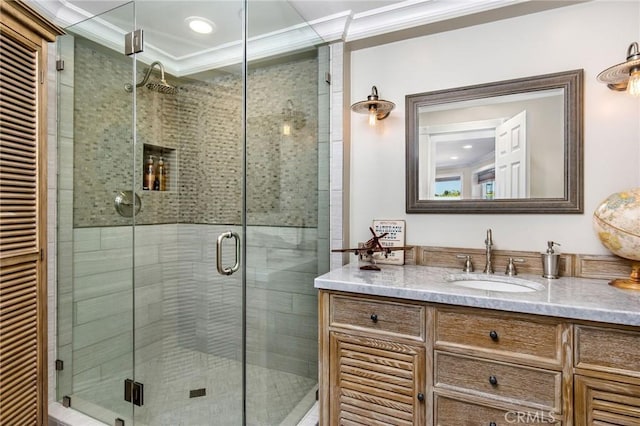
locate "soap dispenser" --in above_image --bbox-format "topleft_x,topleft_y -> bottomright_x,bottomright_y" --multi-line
541,241 -> 561,279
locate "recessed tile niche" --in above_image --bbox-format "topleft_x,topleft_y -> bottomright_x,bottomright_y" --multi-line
142,143 -> 177,192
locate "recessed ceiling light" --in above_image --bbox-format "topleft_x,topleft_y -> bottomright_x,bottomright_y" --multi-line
450,156 -> 459,160
185,16 -> 216,35
463,144 -> 472,149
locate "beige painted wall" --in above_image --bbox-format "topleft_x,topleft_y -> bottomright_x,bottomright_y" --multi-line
348,0 -> 640,255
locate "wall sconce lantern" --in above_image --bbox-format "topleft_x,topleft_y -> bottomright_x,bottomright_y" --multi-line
351,86 -> 395,126
281,99 -> 305,135
597,42 -> 640,97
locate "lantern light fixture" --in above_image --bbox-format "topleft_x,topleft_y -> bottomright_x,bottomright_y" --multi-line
281,99 -> 305,135
351,86 -> 395,126
597,42 -> 640,97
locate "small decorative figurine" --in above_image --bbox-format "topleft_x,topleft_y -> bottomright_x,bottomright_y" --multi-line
332,227 -> 412,271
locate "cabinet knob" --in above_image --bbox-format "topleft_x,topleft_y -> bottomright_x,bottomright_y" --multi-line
489,423 -> 497,426
489,375 -> 498,386
489,330 -> 499,341
370,314 -> 378,323
417,392 -> 425,402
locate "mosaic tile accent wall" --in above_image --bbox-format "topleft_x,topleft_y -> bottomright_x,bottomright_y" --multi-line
246,59 -> 319,227
73,37 -> 318,228
174,76 -> 242,225
73,39 -> 139,227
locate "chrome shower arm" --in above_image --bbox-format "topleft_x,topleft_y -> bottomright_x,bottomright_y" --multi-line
136,61 -> 167,88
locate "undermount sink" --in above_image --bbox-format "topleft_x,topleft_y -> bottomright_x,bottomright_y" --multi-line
447,274 -> 545,293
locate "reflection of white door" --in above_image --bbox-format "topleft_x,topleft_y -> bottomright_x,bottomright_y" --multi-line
495,110 -> 528,198
418,131 -> 435,199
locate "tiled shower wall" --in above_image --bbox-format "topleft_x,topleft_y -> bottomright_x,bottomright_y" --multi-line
64,224 -> 319,397
56,33 -> 327,403
72,37 -> 318,228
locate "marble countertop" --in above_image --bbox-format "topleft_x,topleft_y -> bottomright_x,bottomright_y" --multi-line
314,263 -> 640,327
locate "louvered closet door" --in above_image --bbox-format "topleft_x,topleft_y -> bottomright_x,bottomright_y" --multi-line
330,332 -> 427,425
0,11 -> 45,425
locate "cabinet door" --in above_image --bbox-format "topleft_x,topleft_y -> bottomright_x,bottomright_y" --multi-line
329,331 -> 426,425
575,375 -> 640,425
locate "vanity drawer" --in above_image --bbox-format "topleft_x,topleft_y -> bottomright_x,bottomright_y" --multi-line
329,294 -> 425,340
435,307 -> 564,364
575,324 -> 640,378
435,395 -> 561,425
434,351 -> 562,412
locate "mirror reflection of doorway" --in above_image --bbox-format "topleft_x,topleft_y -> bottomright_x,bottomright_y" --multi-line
421,111 -> 529,200
495,110 -> 528,198
421,118 -> 500,200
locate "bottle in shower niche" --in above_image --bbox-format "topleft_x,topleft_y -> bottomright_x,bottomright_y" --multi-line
162,158 -> 168,191
144,155 -> 155,190
156,157 -> 166,191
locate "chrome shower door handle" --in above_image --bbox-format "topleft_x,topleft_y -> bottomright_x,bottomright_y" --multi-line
216,231 -> 240,276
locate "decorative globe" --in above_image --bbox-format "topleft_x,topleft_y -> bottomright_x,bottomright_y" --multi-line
593,188 -> 640,261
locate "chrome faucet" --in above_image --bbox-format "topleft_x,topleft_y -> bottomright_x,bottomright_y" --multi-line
483,229 -> 494,274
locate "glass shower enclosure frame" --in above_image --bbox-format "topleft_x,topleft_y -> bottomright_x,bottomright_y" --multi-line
55,1 -> 329,424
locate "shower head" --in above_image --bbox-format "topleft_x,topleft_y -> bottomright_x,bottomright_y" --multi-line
124,60 -> 177,94
146,79 -> 178,95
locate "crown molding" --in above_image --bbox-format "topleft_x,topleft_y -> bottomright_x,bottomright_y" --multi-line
343,0 -> 526,42
32,0 -> 528,76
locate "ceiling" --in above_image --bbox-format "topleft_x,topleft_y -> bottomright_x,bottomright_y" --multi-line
30,0 -> 531,76
435,136 -> 495,169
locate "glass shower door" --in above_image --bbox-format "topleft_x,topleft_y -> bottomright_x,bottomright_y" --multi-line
130,0 -> 329,424
55,2 -> 137,424
244,1 -> 329,424
130,1 -> 245,424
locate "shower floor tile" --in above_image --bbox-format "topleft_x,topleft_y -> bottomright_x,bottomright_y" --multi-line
70,338 -> 317,426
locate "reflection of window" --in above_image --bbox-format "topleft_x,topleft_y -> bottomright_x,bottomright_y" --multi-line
435,176 -> 461,198
476,168 -> 495,200
482,182 -> 494,199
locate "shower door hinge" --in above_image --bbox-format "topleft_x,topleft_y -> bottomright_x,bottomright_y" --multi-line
325,72 -> 331,85
124,29 -> 144,56
124,378 -> 144,406
55,359 -> 64,371
56,59 -> 65,71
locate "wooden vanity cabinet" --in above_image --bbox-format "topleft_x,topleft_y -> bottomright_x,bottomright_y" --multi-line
574,324 -> 640,425
320,292 -> 429,425
319,289 -> 640,426
433,306 -> 571,425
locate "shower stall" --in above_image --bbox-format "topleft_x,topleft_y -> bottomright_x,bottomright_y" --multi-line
54,1 -> 329,424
